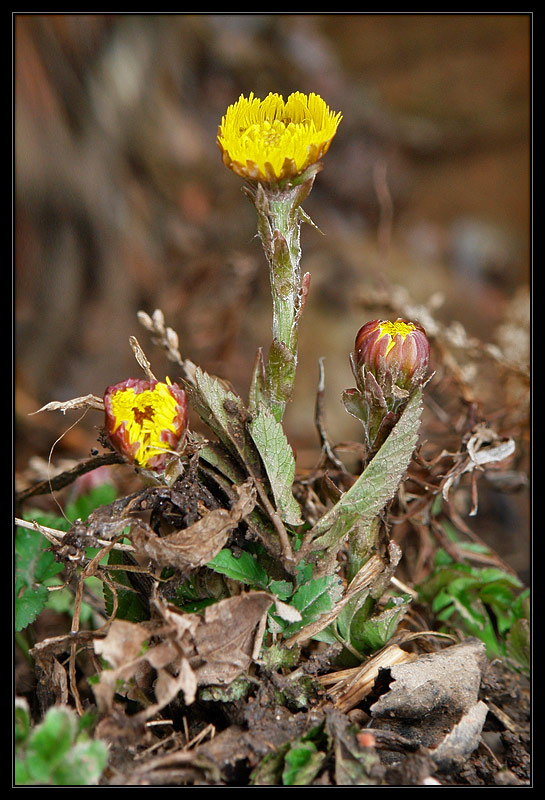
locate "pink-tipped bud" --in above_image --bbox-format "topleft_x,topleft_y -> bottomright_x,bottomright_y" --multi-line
104,377 -> 188,471
354,318 -> 430,394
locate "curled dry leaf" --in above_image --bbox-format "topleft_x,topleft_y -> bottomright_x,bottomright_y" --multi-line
93,618 -> 198,717
30,630 -> 100,707
31,394 -> 105,414
318,642 -> 415,714
129,479 -> 256,572
179,591 -> 274,686
92,590 -> 274,719
441,422 -> 516,513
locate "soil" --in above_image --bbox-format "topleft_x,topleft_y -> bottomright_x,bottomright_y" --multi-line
16,600 -> 530,786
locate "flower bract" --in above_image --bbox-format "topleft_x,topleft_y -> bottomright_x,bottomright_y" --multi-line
104,377 -> 188,471
217,91 -> 342,184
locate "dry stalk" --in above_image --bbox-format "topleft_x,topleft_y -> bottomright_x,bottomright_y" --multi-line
318,643 -> 415,714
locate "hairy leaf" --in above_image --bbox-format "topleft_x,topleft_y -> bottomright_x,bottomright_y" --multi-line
249,403 -> 303,525
186,367 -> 264,479
305,389 -> 423,554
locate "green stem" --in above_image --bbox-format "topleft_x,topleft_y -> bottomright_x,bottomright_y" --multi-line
15,630 -> 33,666
347,517 -> 381,583
267,197 -> 302,350
247,175 -> 315,422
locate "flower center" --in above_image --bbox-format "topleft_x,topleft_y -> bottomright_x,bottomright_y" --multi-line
132,405 -> 155,427
110,383 -> 181,465
377,320 -> 416,355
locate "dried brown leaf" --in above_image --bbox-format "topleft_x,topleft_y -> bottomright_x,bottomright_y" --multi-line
190,591 -> 273,686
93,618 -> 198,716
129,480 -> 256,572
31,394 -> 105,414
92,589 -> 274,718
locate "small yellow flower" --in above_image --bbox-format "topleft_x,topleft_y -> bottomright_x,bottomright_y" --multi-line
104,377 -> 188,471
217,91 -> 342,183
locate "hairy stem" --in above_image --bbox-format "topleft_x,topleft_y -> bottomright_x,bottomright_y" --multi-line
247,175 -> 316,422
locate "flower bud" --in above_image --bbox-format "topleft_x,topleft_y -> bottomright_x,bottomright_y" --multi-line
353,318 -> 430,396
104,377 -> 188,471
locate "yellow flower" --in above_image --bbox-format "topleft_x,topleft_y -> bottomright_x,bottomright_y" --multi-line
104,377 -> 188,471
217,91 -> 342,183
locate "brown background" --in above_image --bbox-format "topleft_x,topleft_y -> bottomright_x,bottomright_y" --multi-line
14,14 -> 531,574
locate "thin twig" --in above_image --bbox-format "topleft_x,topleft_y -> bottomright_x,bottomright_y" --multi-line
14,517 -> 136,553
15,452 -> 125,504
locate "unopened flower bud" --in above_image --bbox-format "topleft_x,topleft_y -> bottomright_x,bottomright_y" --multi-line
344,319 -> 429,461
353,318 -> 430,397
104,377 -> 188,471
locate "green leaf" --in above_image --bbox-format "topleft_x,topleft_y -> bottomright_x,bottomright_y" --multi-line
25,707 -> 78,783
15,526 -> 63,631
291,575 -> 342,617
15,526 -> 63,586
187,367 -> 264,478
268,580 -> 294,601
249,403 -> 303,525
307,389 -> 423,553
309,624 -> 338,644
417,560 -> 529,663
16,706 -> 107,786
505,615 -> 530,676
282,740 -> 325,786
50,740 -> 108,786
251,718 -> 327,785
280,574 -> 343,636
14,699 -> 31,746
250,746 -> 288,785
15,583 -> 49,632
64,483 -> 117,523
208,548 -> 269,588
335,592 -> 373,643
15,486 -> 118,632
14,759 -> 32,785
348,596 -> 412,655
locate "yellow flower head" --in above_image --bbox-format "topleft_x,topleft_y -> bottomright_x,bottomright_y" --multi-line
217,91 -> 342,184
104,377 -> 188,471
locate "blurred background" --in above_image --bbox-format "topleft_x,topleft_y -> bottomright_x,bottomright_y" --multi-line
14,14 -> 531,575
